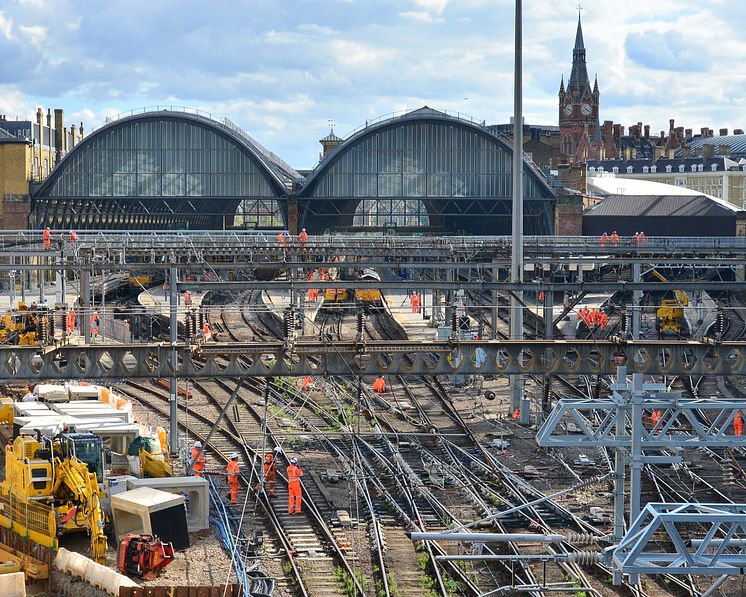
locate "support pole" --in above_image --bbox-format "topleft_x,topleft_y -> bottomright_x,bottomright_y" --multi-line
80,269 -> 91,342
630,263 -> 643,525
509,0 -> 524,412
169,266 -> 178,453
491,260 -> 498,339
612,366 -> 627,585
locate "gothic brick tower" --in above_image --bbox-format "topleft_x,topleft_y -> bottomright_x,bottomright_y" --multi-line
559,15 -> 601,162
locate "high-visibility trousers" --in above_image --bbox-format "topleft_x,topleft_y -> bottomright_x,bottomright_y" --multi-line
228,479 -> 239,504
288,481 -> 302,513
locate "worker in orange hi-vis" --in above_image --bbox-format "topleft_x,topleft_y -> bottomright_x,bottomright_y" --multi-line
69,230 -> 78,243
90,311 -> 100,338
511,409 -> 521,420
298,228 -> 309,248
226,453 -> 240,504
638,231 -> 646,247
610,231 -> 620,247
276,231 -> 287,247
287,457 -> 303,514
599,311 -> 608,330
599,232 -> 608,248
734,412 -> 744,437
649,409 -> 662,428
256,452 -> 277,496
203,322 -> 212,339
43,227 -> 51,251
183,291 -> 192,307
65,308 -> 75,335
301,375 -> 313,391
632,232 -> 640,247
372,375 -> 386,395
191,441 -> 205,477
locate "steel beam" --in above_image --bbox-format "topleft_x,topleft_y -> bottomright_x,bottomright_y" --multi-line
3,339 -> 746,381
536,396 -> 746,448
612,503 -> 746,576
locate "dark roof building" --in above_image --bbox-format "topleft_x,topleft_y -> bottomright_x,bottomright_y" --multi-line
583,193 -> 738,237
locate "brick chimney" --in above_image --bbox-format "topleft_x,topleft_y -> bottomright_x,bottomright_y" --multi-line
720,128 -> 729,136
644,125 -> 650,139
701,127 -> 709,138
735,129 -> 744,135
613,124 -> 622,139
685,128 -> 692,139
54,108 -> 64,161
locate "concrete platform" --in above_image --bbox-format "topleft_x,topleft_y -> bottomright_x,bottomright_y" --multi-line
382,290 -> 434,341
138,288 -> 206,317
125,476 -> 209,532
685,290 -> 717,338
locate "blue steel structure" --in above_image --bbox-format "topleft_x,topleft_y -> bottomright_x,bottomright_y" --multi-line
30,107 -> 556,236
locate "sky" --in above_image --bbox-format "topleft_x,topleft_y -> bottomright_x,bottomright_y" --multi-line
0,0 -> 743,169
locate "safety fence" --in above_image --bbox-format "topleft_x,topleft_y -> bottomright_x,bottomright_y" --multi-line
0,491 -> 57,550
118,583 -> 243,597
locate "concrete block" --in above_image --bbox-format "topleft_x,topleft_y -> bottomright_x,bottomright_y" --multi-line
55,547 -> 137,597
0,571 -> 25,597
125,476 -> 209,532
111,487 -> 189,550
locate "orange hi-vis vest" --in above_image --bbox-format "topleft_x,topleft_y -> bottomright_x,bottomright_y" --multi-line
287,464 -> 303,485
227,460 -> 240,481
191,447 -> 205,470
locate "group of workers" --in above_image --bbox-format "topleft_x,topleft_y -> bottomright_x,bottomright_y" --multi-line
305,268 -> 331,302
277,229 -> 309,249
577,307 -> 607,330
190,440 -> 305,513
599,231 -> 647,247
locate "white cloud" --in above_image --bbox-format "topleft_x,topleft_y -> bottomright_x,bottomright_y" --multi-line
399,11 -> 445,24
0,12 -> 13,39
412,0 -> 449,14
19,24 -> 47,46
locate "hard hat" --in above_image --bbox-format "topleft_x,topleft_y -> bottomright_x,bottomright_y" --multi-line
274,446 -> 282,453
194,440 -> 202,448
302,228 -> 306,232
231,452 -> 239,460
290,457 -> 298,464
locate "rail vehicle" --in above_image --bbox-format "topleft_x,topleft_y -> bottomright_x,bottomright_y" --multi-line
128,272 -> 154,288
322,269 -> 384,308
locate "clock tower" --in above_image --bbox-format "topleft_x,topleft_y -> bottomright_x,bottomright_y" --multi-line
559,15 -> 600,162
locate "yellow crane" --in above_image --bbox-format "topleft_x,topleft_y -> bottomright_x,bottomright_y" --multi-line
648,269 -> 689,335
1,431 -> 107,563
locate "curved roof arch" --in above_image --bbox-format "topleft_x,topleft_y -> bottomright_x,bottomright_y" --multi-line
299,106 -> 555,199
36,109 -> 298,198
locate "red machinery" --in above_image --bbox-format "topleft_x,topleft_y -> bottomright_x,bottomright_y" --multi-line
117,533 -> 175,580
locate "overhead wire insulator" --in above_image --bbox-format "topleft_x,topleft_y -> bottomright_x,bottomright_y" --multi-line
567,551 -> 605,565
716,308 -> 725,339
451,309 -> 458,335
356,301 -> 365,342
283,308 -> 294,340
196,310 -> 204,333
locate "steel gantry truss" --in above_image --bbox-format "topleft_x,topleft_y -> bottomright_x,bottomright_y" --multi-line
611,503 -> 746,577
3,339 -> 746,382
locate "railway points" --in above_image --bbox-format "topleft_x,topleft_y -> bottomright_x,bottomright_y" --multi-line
1,232 -> 746,597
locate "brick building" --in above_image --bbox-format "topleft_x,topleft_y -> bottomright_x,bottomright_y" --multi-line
0,108 -> 83,229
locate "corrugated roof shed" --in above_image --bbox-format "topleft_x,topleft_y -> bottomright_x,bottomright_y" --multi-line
586,194 -> 735,218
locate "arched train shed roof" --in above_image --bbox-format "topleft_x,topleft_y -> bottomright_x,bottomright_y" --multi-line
299,106 -> 555,199
36,109 -> 299,198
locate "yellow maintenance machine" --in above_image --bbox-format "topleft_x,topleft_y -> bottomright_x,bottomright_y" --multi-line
0,431 -> 107,563
650,269 -> 689,336
0,302 -> 48,346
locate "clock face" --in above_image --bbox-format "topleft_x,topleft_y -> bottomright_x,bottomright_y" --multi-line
581,103 -> 592,116
564,104 -> 573,116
